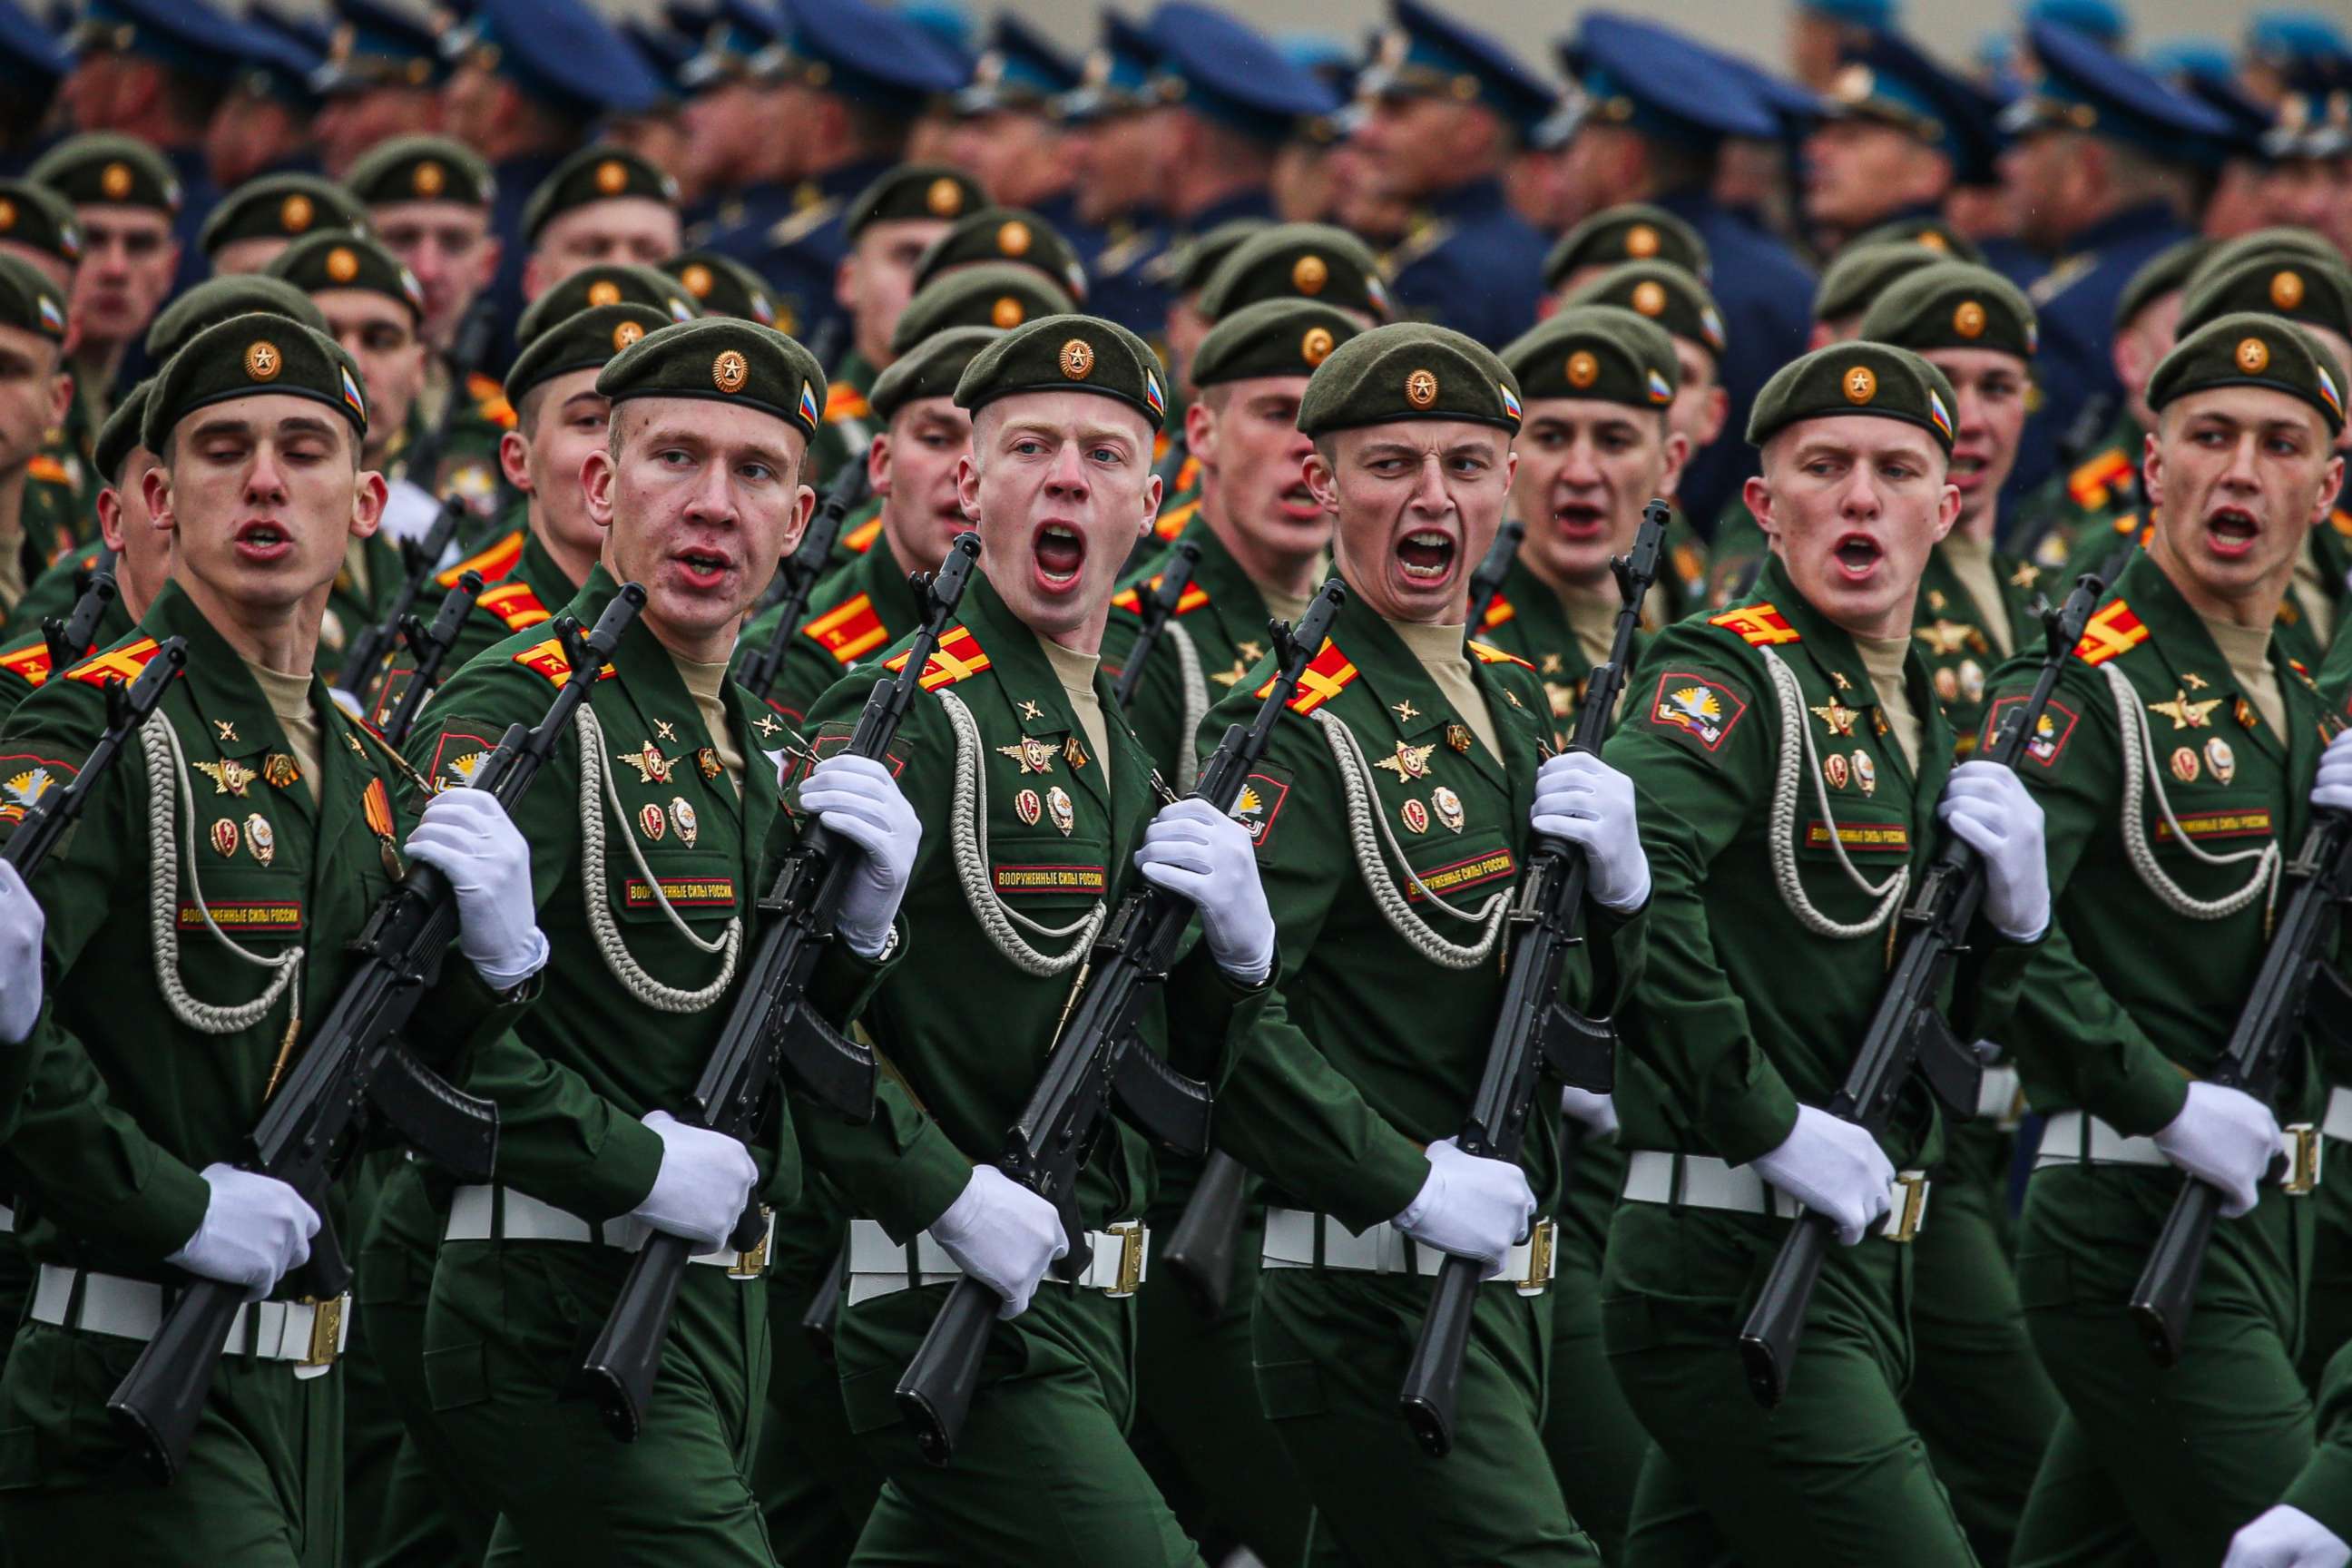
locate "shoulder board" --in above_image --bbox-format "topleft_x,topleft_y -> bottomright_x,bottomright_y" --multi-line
65,635 -> 162,686
1256,639 -> 1357,715
884,624 -> 989,691
1707,603 -> 1802,648
1467,640 -> 1534,671
437,527 -> 526,588
2072,599 -> 2147,666
842,514 -> 883,554
1478,593 -> 1515,632
510,633 -> 619,685
27,455 -> 69,486
466,372 -> 517,430
0,642 -> 53,686
802,593 -> 890,665
1175,454 -> 1200,494
2290,658 -> 2314,679
824,383 -> 869,423
478,581 -> 552,632
1152,496 -> 1201,543
2330,508 -> 2352,539
2068,447 -> 2132,508
1109,574 -> 1209,617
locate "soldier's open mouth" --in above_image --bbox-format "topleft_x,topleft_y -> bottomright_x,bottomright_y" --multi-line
2206,507 -> 2259,557
1397,528 -> 1456,582
676,548 -> 732,589
1034,523 -> 1085,587
1833,534 -> 1882,578
1553,503 -> 1608,540
233,519 -> 292,563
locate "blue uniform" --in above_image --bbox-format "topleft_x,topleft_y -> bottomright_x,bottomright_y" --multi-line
1085,212 -> 1171,338
1385,177 -> 1546,348
739,158 -> 894,358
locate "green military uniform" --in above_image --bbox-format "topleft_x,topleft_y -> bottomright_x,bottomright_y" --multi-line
0,564 -> 132,723
1541,204 -> 1710,299
2014,412 -> 2145,573
1912,539 -> 2049,752
2308,599 -> 2352,1394
810,348 -> 879,487
1996,315 -> 2350,1567
2270,1342 -> 2352,1545
742,508 -> 929,727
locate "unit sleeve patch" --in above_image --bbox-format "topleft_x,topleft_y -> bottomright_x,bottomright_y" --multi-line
1642,670 -> 1751,757
1982,695 -> 2080,769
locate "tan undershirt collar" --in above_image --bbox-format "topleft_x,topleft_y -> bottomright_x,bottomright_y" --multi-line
1940,531 -> 2014,659
670,652 -> 744,796
245,660 -> 321,803
1854,632 -> 1920,773
2202,613 -> 2284,740
1036,634 -> 1110,789
1388,616 -> 1501,761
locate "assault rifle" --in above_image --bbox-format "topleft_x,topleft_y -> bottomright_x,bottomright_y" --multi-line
41,545 -> 119,672
1111,539 -> 1202,709
4,637 -> 185,878
377,571 -> 486,748
739,460 -> 873,703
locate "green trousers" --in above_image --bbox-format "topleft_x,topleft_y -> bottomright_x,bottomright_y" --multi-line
834,1279 -> 1203,1566
0,1315 -> 343,1566
1904,1124 -> 2059,1567
1601,1198 -> 1977,1568
751,1209 -> 883,1568
2012,1164 -> 2315,1568
1544,1130 -> 1648,1565
1253,1264 -> 1597,1567
423,1237 -> 776,1565
1131,1205 -> 1314,1567
2300,1132 -> 2352,1389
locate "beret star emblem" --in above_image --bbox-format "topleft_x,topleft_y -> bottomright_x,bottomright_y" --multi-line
245,341 -> 280,380
712,349 -> 749,394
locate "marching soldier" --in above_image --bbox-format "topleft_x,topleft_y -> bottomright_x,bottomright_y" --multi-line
0,314 -> 543,1564
1059,9 -> 1173,338
1800,32 -> 1982,258
1993,315 -> 2347,1564
196,173 -> 368,278
1599,341 -> 2051,1564
1541,203 -> 1709,298
517,145 -> 684,307
662,250 -> 779,326
0,258 -> 72,633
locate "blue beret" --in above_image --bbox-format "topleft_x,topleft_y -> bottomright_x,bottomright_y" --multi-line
250,3 -> 330,61
314,0 -> 446,93
1799,0 -> 1899,26
0,0 -> 71,83
1363,0 -> 1556,135
2246,11 -> 2350,67
761,0 -> 970,107
1558,14 -> 1779,146
74,0 -> 242,77
1057,11 -> 1161,122
2003,18 -> 2235,165
958,13 -> 1082,113
622,18 -> 699,101
2024,0 -> 2129,48
1821,32 -> 1984,163
1147,3 -> 1340,144
902,0 -> 978,70
441,0 -> 667,120
228,16 -> 325,109
678,0 -> 777,90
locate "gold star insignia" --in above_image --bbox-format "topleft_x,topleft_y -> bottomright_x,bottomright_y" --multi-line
1504,689 -> 1523,709
2009,562 -> 2041,590
1236,641 -> 1264,664
2149,689 -> 2222,730
995,737 -> 1057,774
214,720 -> 238,744
1926,589 -> 1946,612
1832,671 -> 1852,691
1392,700 -> 1420,722
1210,660 -> 1250,689
2182,672 -> 2209,690
754,714 -> 782,740
617,742 -> 675,784
653,719 -> 678,742
1544,681 -> 1575,719
1540,652 -> 1563,675
1373,741 -> 1437,781
193,758 -> 257,797
1017,699 -> 1044,721
1809,701 -> 1860,737
1914,620 -> 1975,657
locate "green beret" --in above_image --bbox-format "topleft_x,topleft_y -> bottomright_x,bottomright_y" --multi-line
1297,322 -> 1523,439
1748,342 -> 1957,454
869,327 -> 1001,424
1847,217 -> 1986,266
142,315 -> 369,453
1191,299 -> 1363,388
197,174 -> 369,258
889,264 -> 1076,356
955,314 -> 1168,431
267,232 -> 425,321
0,255 -> 66,343
522,145 -> 680,243
1565,261 -> 1726,359
1812,243 -> 1943,327
343,136 -> 496,209
1500,305 -> 1678,409
1198,223 -> 1391,323
843,163 -> 987,240
2190,228 -> 2341,299
29,133 -> 181,215
1543,205 -> 1709,293
1859,262 -> 2038,360
94,379 -> 154,485
1159,219 -> 1270,296
0,180 -> 82,265
516,264 -> 698,348
2179,256 -> 2352,345
662,251 -> 775,326
2148,312 -> 2347,436
2114,237 -> 2214,330
912,207 -> 1089,304
148,276 -> 326,362
505,302 -> 675,404
595,318 -> 827,442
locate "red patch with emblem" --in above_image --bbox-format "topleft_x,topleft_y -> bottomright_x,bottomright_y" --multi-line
0,752 -> 75,820
1230,768 -> 1291,854
428,730 -> 498,791
1645,671 -> 1749,754
1983,695 -> 2079,769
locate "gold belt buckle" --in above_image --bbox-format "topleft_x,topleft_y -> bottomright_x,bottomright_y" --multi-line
299,1295 -> 345,1367
729,1206 -> 776,1279
2283,1126 -> 2322,1196
1516,1218 -> 1556,1297
1105,1220 -> 1145,1298
1882,1171 -> 1931,1243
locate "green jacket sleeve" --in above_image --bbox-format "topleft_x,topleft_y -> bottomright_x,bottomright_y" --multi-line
2286,1338 -> 2352,1544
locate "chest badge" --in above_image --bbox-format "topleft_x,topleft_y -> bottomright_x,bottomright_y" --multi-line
1392,700 -> 1420,722
653,720 -> 678,742
1064,736 -> 1088,770
1045,786 -> 1075,837
1431,785 -> 1465,833
1446,723 -> 1474,754
1825,754 -> 1850,789
996,736 -> 1058,775
1400,799 -> 1430,834
1915,620 -> 1978,657
194,758 -> 258,798
1809,701 -> 1861,738
245,814 -> 276,867
1852,750 -> 1877,796
2235,697 -> 2259,730
671,798 -> 699,848
754,714 -> 782,741
262,753 -> 300,789
2150,689 -> 2222,730
1374,741 -> 1437,781
1017,700 -> 1044,722
639,802 -> 667,841
619,742 -> 676,784
210,818 -> 240,858
696,748 -> 723,782
2204,738 -> 2236,784
214,720 -> 239,744
2170,746 -> 2200,784
1015,788 -> 1043,827
1540,653 -> 1563,675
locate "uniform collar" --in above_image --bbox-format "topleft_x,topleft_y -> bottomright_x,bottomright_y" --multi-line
1749,553 -> 1943,791
1169,512 -> 1289,653
517,525 -> 583,604
1425,176 -> 1507,220
2107,547 -> 2308,769
2059,201 -> 2187,259
1327,579 -> 1524,796
957,566 -> 1140,813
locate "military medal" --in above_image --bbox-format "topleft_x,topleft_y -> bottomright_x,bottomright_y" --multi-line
262,753 -> 300,789
995,737 -> 1057,774
1852,750 -> 1877,796
1934,668 -> 1959,702
1825,754 -> 1850,789
2149,689 -> 2222,730
1392,701 -> 1419,722
1017,700 -> 1044,721
1872,709 -> 1889,738
1373,741 -> 1436,781
671,798 -> 698,848
1064,736 -> 1087,769
244,814 -> 275,866
363,778 -> 401,877
1960,662 -> 1984,705
215,720 -> 239,744
1446,724 -> 1473,754
620,741 -> 675,784
194,758 -> 258,797
1430,785 -> 1465,833
696,748 -> 722,781
639,803 -> 667,841
2170,747 -> 2200,784
2235,697 -> 2259,730
1809,701 -> 1859,738
1015,788 -> 1043,827
211,818 -> 240,858
1400,799 -> 1430,834
2205,738 -> 2236,784
1045,786 -> 1074,837
653,720 -> 678,742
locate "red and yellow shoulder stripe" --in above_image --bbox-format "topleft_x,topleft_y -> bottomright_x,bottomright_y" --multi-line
841,514 -> 883,555
2068,446 -> 2133,510
478,582 -> 551,632
437,528 -> 526,588
1174,454 -> 1200,493
26,454 -> 69,486
1258,640 -> 1356,714
467,372 -> 517,431
1468,640 -> 1534,671
2330,508 -> 2352,539
824,382 -> 869,423
885,624 -> 989,691
802,593 -> 890,665
0,642 -> 53,687
1109,574 -> 1210,616
1152,496 -> 1201,542
66,636 -> 163,686
510,632 -> 618,685
2072,600 -> 2147,666
1476,593 -> 1515,632
1708,603 -> 1801,647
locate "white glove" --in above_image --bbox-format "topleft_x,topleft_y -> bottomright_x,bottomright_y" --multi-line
401,787 -> 548,987
2227,1506 -> 2352,1568
1531,750 -> 1650,912
0,859 -> 43,1044
1393,1136 -> 1537,1279
1753,1105 -> 1896,1246
2153,1082 -> 2282,1220
166,1163 -> 321,1301
1936,760 -> 2049,941
798,754 -> 919,959
1560,1085 -> 1619,1138
630,1110 -> 759,1250
1134,797 -> 1274,984
929,1164 -> 1068,1319
2314,727 -> 2352,813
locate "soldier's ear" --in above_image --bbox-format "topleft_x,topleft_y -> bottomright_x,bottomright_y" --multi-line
2140,427 -> 2165,516
142,463 -> 173,535
349,468 -> 389,540
46,368 -> 71,433
497,429 -> 532,493
1741,474 -> 1777,542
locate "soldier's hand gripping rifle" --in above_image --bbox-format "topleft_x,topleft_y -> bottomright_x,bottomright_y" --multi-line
41,544 -> 120,673
740,459 -> 874,704
342,498 -> 466,710
1112,538 -> 1203,710
895,580 -> 1348,1467
578,534 -> 981,1442
377,571 -> 487,748
1462,517 -> 1524,637
1396,502 -> 1667,1459
1737,571 -> 2105,1409
2128,801 -> 2352,1365
3,636 -> 185,879
107,587 -> 646,1485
